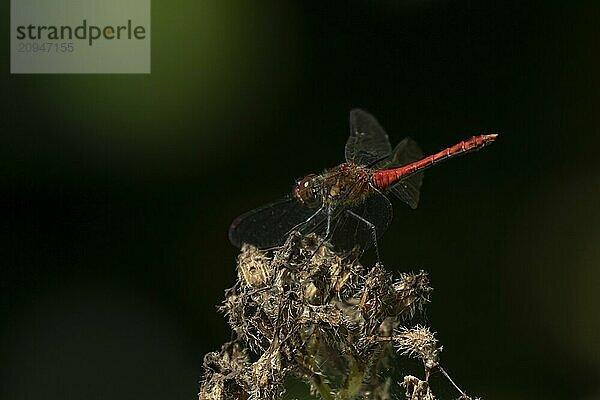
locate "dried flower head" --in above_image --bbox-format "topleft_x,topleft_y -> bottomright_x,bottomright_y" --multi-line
395,326 -> 441,370
199,233 -> 481,400
393,270 -> 432,319
402,375 -> 436,400
237,243 -> 274,288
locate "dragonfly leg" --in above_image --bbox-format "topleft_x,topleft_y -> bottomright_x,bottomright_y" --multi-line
346,210 -> 381,264
325,206 -> 333,237
318,206 -> 334,248
303,206 -> 335,264
311,205 -> 333,252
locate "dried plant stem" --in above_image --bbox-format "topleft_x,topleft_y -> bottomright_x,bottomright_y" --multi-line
439,366 -> 467,399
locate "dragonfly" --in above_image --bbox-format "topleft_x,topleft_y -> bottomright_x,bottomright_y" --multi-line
229,109 -> 497,258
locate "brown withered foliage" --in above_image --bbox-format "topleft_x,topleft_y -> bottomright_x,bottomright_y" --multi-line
199,232 -> 481,400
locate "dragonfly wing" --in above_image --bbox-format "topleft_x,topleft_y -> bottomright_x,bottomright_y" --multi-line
377,137 -> 423,169
379,137 -> 424,209
228,196 -> 324,249
345,109 -> 393,166
329,191 -> 393,252
389,177 -> 422,209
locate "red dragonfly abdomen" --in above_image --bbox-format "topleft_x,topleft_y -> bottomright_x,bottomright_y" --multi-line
372,134 -> 497,189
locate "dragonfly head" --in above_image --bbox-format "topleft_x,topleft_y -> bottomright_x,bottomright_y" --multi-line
293,174 -> 320,207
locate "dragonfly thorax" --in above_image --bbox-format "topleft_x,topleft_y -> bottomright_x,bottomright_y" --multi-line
293,163 -> 375,209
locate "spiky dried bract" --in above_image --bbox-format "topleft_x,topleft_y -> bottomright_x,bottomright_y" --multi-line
395,326 -> 441,369
199,232 -> 481,400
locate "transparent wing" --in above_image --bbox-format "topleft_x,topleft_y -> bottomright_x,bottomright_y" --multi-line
375,137 -> 423,169
376,137 -> 424,209
329,191 -> 393,253
389,178 -> 422,209
228,196 -> 325,249
345,109 -> 393,166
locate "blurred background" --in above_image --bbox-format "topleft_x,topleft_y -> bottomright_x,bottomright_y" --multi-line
1,1 -> 599,399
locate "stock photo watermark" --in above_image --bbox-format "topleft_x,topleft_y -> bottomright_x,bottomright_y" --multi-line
11,0 -> 151,73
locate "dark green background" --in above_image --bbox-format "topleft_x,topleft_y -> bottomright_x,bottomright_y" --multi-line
2,1 -> 599,399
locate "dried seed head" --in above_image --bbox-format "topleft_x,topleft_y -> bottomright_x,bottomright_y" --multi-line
237,243 -> 273,288
199,342 -> 251,400
402,375 -> 436,400
395,326 -> 441,369
393,270 -> 433,319
359,265 -> 396,332
330,256 -> 363,297
200,232 -> 478,400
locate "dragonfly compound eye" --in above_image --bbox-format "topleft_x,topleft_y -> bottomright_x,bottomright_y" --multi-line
293,174 -> 320,207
